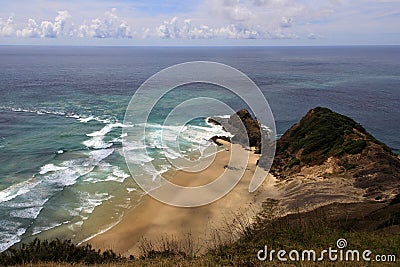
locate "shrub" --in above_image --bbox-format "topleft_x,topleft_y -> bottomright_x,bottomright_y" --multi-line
288,157 -> 300,168
0,238 -> 126,266
343,163 -> 357,170
343,140 -> 367,154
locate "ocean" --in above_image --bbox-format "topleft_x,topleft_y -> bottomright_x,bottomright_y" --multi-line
0,45 -> 399,251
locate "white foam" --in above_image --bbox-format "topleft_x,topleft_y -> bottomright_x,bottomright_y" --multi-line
143,121 -> 231,150
87,123 -> 126,137
85,149 -> 115,167
39,164 -> 68,175
126,187 -> 137,193
78,116 -> 95,123
45,154 -> 109,187
0,179 -> 41,204
69,114 -> 111,124
66,114 -> 80,119
71,192 -> 113,221
1,149 -> 114,224
83,123 -> 127,149
86,193 -> 112,213
108,166 -> 130,183
82,138 -> 113,149
0,225 -> 26,252
31,221 -> 69,236
125,152 -> 154,165
10,206 -> 44,219
2,105 -> 115,125
76,217 -> 122,246
212,115 -> 231,119
6,107 -> 66,117
112,168 -> 130,179
111,132 -> 128,143
162,147 -> 181,160
123,140 -> 148,151
80,162 -> 129,184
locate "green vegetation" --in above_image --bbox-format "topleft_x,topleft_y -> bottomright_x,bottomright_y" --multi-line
343,139 -> 367,154
343,162 -> 357,170
288,157 -> 300,168
281,107 -> 383,166
0,238 -> 126,266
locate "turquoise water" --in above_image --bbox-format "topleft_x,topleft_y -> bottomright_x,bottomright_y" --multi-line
0,46 -> 399,251
0,54 -> 236,250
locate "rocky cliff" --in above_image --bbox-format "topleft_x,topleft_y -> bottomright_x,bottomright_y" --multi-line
209,109 -> 262,150
270,107 -> 400,201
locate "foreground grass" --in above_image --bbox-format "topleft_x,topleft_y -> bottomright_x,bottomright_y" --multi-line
4,202 -> 399,266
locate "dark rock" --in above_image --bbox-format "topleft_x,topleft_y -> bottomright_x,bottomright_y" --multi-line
390,194 -> 400,205
207,117 -> 222,126
209,136 -> 231,146
227,109 -> 261,148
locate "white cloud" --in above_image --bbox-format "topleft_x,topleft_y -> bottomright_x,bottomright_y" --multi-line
38,10 -> 71,38
0,0 -> 399,43
77,8 -> 132,38
11,11 -> 71,38
153,16 -> 299,39
2,8 -> 132,39
0,15 -> 16,37
196,0 -> 346,40
156,17 -> 179,38
280,16 -> 293,28
18,19 -> 40,38
307,33 -> 317,39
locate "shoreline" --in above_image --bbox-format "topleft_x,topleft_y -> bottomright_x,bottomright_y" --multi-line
88,139 -> 279,256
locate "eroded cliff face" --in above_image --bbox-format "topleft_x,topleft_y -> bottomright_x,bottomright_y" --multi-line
269,107 -> 400,201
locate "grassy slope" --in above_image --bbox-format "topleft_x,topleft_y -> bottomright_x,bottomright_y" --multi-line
5,201 -> 400,266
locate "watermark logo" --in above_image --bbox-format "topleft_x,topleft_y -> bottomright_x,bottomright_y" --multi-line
122,61 -> 276,207
336,238 -> 347,249
257,238 -> 397,263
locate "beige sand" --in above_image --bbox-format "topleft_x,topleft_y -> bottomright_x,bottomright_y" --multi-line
88,140 -> 279,256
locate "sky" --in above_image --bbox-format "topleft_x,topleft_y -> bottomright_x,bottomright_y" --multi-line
0,0 -> 399,46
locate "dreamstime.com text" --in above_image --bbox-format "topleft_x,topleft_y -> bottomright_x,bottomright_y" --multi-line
257,238 -> 396,263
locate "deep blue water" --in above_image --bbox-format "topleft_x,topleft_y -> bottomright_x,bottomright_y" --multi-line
0,45 -> 399,251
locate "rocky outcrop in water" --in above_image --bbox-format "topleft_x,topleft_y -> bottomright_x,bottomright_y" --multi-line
209,109 -> 263,150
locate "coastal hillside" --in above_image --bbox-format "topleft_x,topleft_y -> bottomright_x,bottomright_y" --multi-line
2,107 -> 400,266
269,107 -> 400,201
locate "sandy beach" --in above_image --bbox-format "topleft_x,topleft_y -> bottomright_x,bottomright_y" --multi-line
89,140 -> 279,256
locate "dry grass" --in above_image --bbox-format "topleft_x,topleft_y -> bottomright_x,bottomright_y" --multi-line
4,201 -> 399,267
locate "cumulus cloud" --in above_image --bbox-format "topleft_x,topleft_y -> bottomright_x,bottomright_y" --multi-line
3,11 -> 72,38
77,8 -> 132,38
1,0 -> 392,42
198,0 -> 341,39
154,16 -> 302,39
0,1 -> 341,40
1,8 -> 132,39
18,19 -> 40,38
0,15 -> 16,37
